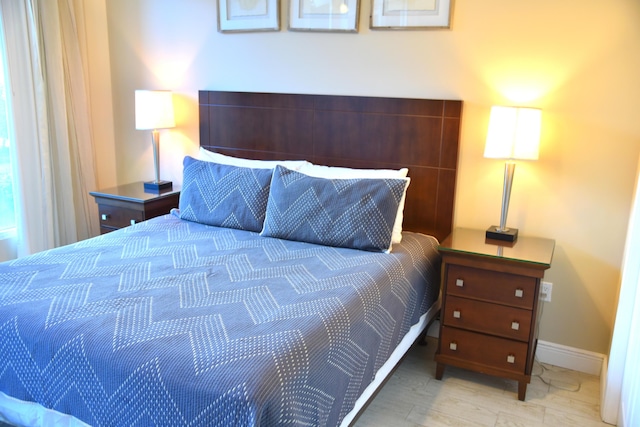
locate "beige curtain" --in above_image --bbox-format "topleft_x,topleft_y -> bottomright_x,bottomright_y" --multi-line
0,0 -> 98,256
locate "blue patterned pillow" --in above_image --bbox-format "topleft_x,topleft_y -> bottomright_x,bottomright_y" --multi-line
261,165 -> 409,252
178,156 -> 273,231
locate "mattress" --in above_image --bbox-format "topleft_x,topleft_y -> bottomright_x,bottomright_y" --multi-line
0,214 -> 440,426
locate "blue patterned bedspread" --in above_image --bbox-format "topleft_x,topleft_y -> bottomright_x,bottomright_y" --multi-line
0,215 -> 440,427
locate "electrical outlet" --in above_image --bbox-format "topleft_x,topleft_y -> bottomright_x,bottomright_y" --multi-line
541,281 -> 553,302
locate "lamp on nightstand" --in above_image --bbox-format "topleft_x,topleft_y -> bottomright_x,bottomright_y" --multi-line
135,90 -> 175,192
484,106 -> 541,242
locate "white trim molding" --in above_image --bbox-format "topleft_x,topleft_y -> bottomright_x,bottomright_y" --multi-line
536,340 -> 605,376
600,355 -> 617,425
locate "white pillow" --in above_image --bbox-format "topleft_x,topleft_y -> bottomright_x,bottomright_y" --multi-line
198,147 -> 310,171
297,162 -> 409,244
297,163 -> 408,180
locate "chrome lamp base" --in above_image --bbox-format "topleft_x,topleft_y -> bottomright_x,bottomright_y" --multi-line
143,128 -> 172,193
144,180 -> 173,192
486,226 -> 518,242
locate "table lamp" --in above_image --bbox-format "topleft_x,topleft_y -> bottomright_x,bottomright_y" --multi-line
484,106 -> 541,242
135,90 -> 175,192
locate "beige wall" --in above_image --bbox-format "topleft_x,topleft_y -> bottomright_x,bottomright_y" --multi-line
99,0 -> 640,354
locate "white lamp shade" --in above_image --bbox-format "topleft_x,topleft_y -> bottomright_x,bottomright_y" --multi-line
484,106 -> 541,160
135,90 -> 175,130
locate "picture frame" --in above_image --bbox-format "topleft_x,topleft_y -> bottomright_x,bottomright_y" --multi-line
289,0 -> 360,32
217,0 -> 280,32
370,0 -> 452,30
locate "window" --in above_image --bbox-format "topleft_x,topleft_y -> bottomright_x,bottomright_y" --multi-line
0,16 -> 15,239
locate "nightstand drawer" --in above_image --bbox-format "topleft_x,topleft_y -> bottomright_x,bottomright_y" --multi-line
98,205 -> 144,229
443,295 -> 532,341
446,264 -> 537,309
439,326 -> 528,374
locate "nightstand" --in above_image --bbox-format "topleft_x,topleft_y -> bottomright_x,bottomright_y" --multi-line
89,182 -> 180,234
434,228 -> 555,401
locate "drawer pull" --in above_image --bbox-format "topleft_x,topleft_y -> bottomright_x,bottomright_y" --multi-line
130,219 -> 136,225
101,214 -> 109,221
507,354 -> 516,364
455,279 -> 464,287
511,321 -> 520,331
514,288 -> 524,298
453,310 -> 461,319
449,342 -> 458,351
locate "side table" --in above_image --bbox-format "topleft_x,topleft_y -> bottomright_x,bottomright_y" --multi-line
89,182 -> 180,234
434,228 -> 555,400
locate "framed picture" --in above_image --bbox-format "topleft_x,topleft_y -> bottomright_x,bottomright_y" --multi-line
217,0 -> 280,32
370,0 -> 451,30
289,0 -> 360,32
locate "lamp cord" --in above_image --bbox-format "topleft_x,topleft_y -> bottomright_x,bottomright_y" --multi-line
532,357 -> 581,392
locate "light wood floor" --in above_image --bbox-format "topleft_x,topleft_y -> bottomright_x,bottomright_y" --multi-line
354,337 -> 611,427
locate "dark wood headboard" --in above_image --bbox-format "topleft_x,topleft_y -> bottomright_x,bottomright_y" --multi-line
199,91 -> 462,242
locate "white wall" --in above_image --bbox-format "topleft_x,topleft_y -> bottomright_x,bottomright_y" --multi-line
101,0 -> 640,355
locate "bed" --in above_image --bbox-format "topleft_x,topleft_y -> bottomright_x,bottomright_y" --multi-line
0,91 -> 462,427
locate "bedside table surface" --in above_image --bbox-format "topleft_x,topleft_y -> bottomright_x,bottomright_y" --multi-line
89,182 -> 181,204
439,228 -> 555,267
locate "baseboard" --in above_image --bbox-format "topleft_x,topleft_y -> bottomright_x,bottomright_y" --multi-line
536,340 -> 605,376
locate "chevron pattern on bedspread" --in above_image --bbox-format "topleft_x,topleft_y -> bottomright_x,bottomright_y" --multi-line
0,215 -> 440,427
